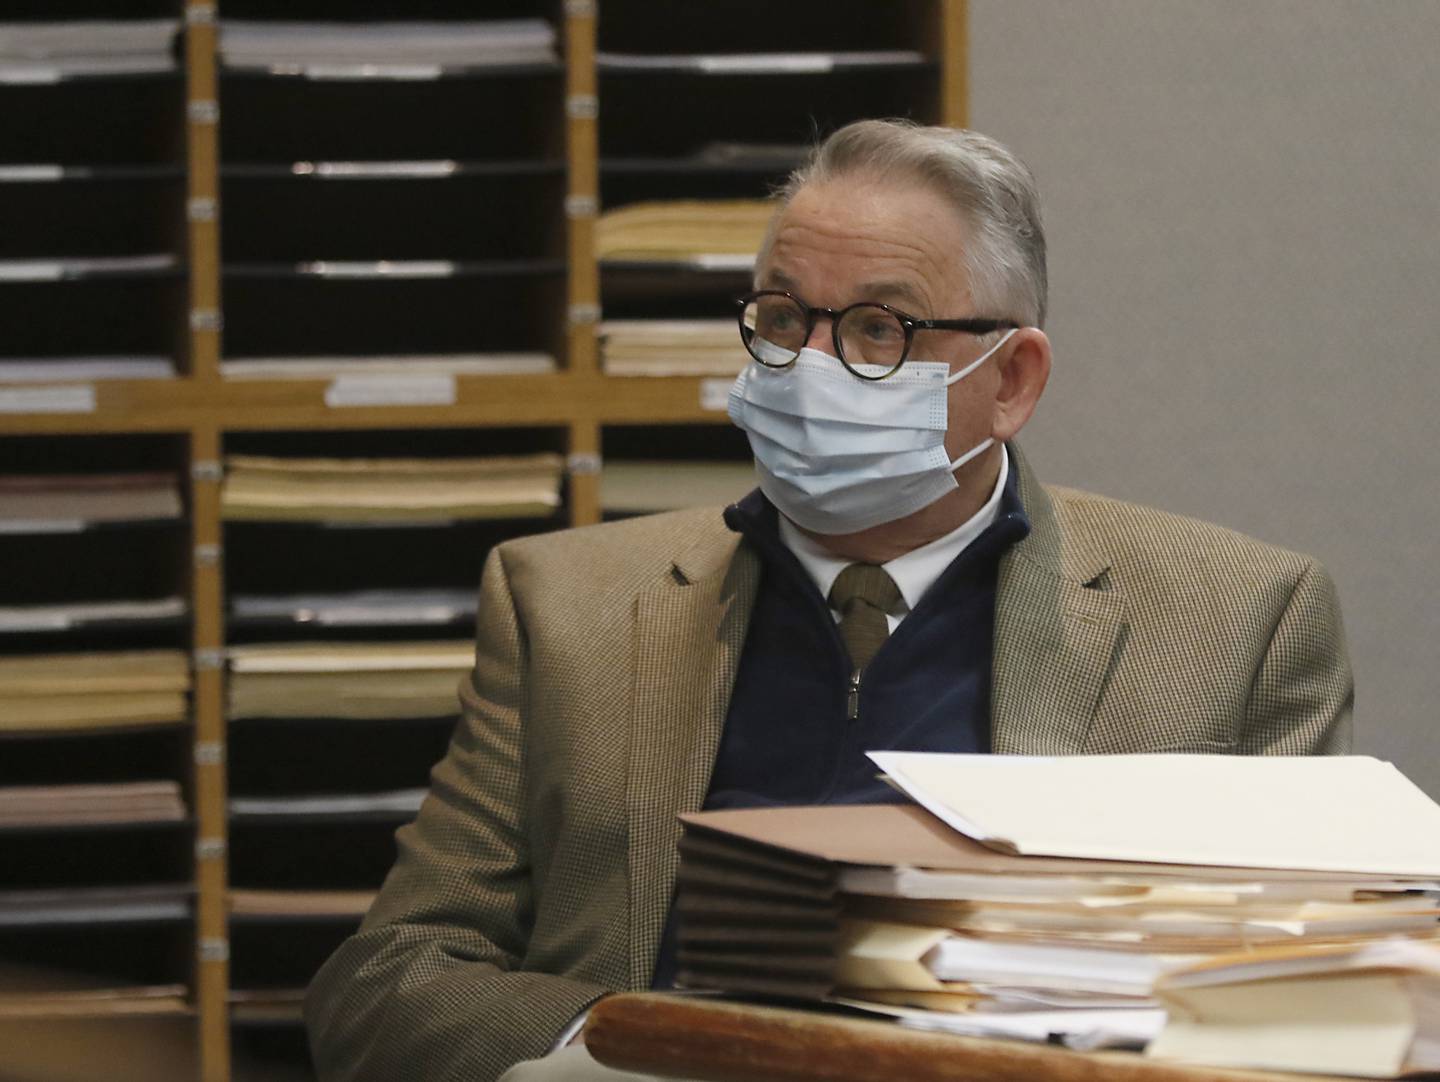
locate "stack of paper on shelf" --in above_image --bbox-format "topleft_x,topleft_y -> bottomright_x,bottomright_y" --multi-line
0,472 -> 182,528
0,254 -> 178,280
0,20 -> 179,79
0,984 -> 190,1020
230,588 -> 476,628
0,884 -> 191,928
228,888 -> 375,920
228,987 -> 305,1024
0,781 -> 185,828
220,453 -> 564,523
228,788 -> 427,820
0,597 -> 185,634
0,357 -> 175,383
221,353 -> 554,380
218,19 -> 557,74
596,50 -> 927,75
601,461 -> 754,515
599,320 -> 748,377
675,755 -> 1440,1065
0,650 -> 189,732
596,200 -> 772,267
226,640 -> 472,719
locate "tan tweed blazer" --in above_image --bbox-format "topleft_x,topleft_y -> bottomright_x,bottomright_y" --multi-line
306,446 -> 1352,1082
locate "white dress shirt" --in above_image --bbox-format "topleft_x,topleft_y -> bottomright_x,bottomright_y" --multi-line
777,446 -> 1010,632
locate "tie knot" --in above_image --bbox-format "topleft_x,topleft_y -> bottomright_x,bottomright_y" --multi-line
828,563 -> 903,618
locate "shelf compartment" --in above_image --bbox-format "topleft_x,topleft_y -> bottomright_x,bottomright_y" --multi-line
221,170 -> 565,263
228,715 -> 452,795
0,276 -> 185,359
220,271 -> 564,359
0,173 -> 184,260
0,73 -> 184,167
221,69 -> 563,164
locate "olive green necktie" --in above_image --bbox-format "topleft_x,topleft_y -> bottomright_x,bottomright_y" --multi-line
828,563 -> 904,674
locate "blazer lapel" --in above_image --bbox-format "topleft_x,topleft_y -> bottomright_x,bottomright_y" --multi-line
991,447 -> 1128,754
625,528 -> 761,988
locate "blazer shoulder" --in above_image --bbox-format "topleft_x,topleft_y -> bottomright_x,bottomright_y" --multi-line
1042,484 -> 1323,593
491,506 -> 739,605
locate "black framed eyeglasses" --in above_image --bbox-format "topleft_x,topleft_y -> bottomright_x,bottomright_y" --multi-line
736,289 -> 1019,381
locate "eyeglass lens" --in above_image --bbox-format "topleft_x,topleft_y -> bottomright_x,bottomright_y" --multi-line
741,295 -> 908,374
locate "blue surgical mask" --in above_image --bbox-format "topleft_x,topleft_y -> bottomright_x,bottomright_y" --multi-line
727,330 -> 1016,534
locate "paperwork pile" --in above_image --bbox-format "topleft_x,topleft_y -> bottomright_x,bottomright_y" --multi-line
0,781 -> 184,828
218,20 -> 557,75
0,20 -> 179,79
220,453 -> 564,523
601,461 -> 754,515
595,200 -> 772,267
230,588 -> 476,629
675,754 -> 1440,1075
226,639 -> 472,720
0,598 -> 185,635
599,320 -> 749,377
0,472 -> 182,528
0,650 -> 189,733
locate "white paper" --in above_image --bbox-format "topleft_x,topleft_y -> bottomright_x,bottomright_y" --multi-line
0,385 -> 97,414
0,164 -> 64,181
0,520 -> 86,535
699,378 -> 732,411
1150,974 -> 1413,1077
691,253 -> 756,271
299,260 -> 455,278
324,374 -> 457,408
868,752 -> 1440,876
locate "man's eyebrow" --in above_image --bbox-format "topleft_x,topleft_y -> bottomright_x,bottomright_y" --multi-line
859,280 -> 929,312
757,268 -> 798,291
755,272 -> 929,312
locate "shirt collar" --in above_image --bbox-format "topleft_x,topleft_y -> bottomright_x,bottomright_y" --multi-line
776,446 -> 1012,614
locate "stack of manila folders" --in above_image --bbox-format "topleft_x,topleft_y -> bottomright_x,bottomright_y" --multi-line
675,754 -> 1440,1078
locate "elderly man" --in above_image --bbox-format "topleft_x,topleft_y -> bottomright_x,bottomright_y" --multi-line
306,120 -> 1351,1082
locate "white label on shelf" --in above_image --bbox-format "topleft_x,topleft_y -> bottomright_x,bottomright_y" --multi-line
317,606 -> 461,626
696,54 -> 834,75
691,253 -> 757,272
699,378 -> 732,412
300,160 -> 458,179
0,261 -> 63,281
0,65 -> 61,85
0,612 -> 71,631
0,164 -> 64,182
0,384 -> 97,414
303,63 -> 443,81
324,374 -> 458,409
301,260 -> 455,278
0,520 -> 86,535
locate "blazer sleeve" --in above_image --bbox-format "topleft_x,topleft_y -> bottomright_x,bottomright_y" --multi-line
1238,557 -> 1354,755
305,546 -> 611,1082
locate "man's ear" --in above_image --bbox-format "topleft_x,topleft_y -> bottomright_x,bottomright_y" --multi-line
992,328 -> 1051,442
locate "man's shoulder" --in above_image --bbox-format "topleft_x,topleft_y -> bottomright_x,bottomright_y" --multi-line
492,505 -> 737,600
1041,483 -> 1320,591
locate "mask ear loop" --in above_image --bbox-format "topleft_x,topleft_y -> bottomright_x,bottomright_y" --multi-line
942,327 -> 1018,470
943,327 -> 1019,386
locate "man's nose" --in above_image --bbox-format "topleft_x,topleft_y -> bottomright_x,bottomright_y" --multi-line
803,311 -> 839,355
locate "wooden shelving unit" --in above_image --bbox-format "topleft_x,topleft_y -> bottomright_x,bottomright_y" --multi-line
0,2 -> 968,1078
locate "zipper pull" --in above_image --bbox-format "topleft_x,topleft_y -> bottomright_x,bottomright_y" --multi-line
846,668 -> 862,721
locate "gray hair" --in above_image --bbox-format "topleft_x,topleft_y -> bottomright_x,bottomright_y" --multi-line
761,119 -> 1048,328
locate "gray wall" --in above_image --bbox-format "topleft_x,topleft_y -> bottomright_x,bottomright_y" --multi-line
968,1 -> 1440,792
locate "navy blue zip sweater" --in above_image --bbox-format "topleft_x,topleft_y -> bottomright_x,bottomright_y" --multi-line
650,474 -> 1030,987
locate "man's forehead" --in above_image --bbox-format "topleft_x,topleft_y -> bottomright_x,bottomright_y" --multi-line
756,177 -> 970,311
759,265 -> 931,311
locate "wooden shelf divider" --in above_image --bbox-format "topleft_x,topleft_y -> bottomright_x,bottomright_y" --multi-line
0,5 -> 969,1078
